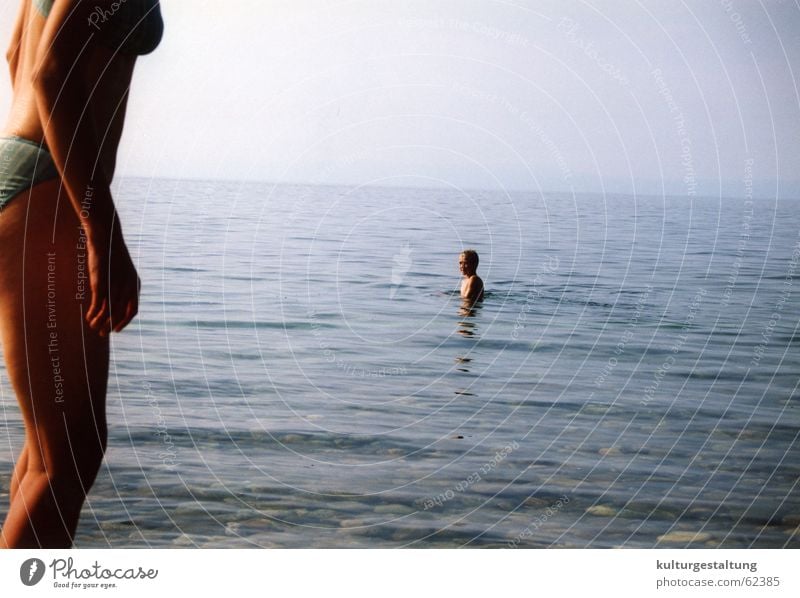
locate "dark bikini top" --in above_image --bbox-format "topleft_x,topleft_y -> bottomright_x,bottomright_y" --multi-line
33,0 -> 163,56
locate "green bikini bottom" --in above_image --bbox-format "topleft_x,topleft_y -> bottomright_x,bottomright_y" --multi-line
0,136 -> 59,212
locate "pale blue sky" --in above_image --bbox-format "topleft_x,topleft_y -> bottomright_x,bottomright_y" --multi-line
2,0 -> 799,198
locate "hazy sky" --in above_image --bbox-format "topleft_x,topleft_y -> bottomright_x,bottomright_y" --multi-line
2,0 -> 799,198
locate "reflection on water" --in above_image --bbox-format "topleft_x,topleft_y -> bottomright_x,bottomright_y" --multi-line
455,298 -> 482,397
456,298 -> 481,339
454,356 -> 472,373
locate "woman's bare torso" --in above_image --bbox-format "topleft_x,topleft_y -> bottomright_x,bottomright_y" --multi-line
3,0 -> 137,181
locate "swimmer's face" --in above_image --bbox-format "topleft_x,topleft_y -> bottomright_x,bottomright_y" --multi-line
459,253 -> 476,276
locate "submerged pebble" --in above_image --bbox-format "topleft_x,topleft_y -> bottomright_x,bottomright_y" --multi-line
783,526 -> 800,537
373,504 -> 415,515
657,531 -> 712,543
598,447 -> 620,457
172,533 -> 196,546
391,527 -> 422,542
781,514 -> 800,526
586,505 -> 617,517
523,497 -> 551,508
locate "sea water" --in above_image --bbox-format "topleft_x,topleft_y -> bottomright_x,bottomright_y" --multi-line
1,179 -> 798,547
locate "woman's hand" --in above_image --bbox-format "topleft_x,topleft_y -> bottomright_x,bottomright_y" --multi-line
85,228 -> 140,336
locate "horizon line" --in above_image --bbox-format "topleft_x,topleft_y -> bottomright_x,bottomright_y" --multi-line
112,175 -> 798,202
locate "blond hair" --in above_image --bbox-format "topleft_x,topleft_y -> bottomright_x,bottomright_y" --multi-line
461,249 -> 479,268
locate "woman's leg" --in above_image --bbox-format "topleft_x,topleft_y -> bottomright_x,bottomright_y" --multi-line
9,443 -> 28,504
0,180 -> 109,548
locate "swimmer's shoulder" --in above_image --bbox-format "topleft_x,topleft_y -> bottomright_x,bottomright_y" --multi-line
464,274 -> 484,300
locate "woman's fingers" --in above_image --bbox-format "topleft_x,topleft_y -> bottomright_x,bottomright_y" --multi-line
86,282 -> 104,322
86,252 -> 110,329
87,296 -> 109,329
111,286 -> 136,332
113,298 -> 137,333
109,277 -> 139,333
89,303 -> 111,336
91,301 -> 137,335
86,242 -> 140,335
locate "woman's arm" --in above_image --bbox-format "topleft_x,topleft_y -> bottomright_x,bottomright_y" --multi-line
6,0 -> 25,88
33,0 -> 116,232
33,0 -> 139,335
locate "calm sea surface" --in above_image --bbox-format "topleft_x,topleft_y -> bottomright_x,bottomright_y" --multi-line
1,180 -> 798,547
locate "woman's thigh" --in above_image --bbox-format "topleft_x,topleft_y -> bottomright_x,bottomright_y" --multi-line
0,180 -> 109,472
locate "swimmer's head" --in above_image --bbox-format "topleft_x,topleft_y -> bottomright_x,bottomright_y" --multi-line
459,249 -> 479,275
